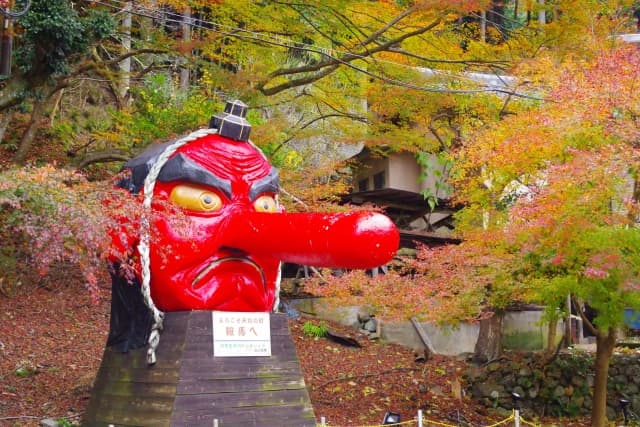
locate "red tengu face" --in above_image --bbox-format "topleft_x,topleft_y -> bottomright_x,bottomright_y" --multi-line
148,134 -> 281,312
126,131 -> 400,313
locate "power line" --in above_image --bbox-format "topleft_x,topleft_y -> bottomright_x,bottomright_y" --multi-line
90,0 -> 445,71
87,0 -> 536,98
92,2 -> 487,69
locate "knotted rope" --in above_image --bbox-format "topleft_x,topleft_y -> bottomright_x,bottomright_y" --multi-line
138,127 -> 218,365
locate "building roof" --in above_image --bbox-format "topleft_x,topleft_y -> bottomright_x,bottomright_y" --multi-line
341,188 -> 460,248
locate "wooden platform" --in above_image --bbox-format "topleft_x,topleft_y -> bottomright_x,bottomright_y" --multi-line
84,311 -> 316,426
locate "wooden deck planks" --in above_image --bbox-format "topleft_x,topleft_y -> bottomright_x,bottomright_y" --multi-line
170,311 -> 315,426
83,312 -> 188,426
84,311 -> 315,427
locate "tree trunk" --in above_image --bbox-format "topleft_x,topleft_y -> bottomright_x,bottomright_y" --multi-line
0,74 -> 31,111
565,294 -> 573,346
0,108 -> 13,144
631,175 -> 640,210
179,7 -> 191,92
473,311 -> 503,363
14,98 -> 48,164
546,316 -> 558,352
118,2 -> 132,101
487,1 -> 505,41
0,14 -> 13,76
49,88 -> 64,127
591,328 -> 616,427
73,148 -> 131,170
139,0 -> 155,41
538,0 -> 546,25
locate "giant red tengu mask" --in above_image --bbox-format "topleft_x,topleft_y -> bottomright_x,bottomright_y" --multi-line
111,100 -> 399,314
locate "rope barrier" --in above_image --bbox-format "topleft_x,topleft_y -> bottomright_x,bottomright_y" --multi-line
315,410 -> 532,427
379,420 -> 416,426
317,420 -> 416,427
483,411 -> 515,427
419,417 -> 457,427
519,416 -> 540,427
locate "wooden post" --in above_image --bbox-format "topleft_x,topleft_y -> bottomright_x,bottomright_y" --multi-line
410,317 -> 435,358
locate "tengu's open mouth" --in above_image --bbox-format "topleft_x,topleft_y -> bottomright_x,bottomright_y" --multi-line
192,256 -> 267,291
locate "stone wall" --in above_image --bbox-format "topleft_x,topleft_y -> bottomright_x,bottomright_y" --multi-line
502,310 -> 565,351
464,351 -> 640,420
289,298 -> 565,355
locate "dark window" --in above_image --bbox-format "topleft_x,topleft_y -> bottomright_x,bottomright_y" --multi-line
358,179 -> 369,192
373,171 -> 385,189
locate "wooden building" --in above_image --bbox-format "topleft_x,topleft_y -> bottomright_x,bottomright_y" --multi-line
342,147 -> 461,249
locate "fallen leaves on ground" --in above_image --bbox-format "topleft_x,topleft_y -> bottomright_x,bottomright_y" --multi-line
0,284 -> 590,426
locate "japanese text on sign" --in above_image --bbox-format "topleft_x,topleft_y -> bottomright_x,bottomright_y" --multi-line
212,311 -> 271,357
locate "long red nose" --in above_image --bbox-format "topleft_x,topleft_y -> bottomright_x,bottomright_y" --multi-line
220,211 -> 399,269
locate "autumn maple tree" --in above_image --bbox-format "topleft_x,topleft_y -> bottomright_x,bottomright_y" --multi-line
450,45 -> 640,427
306,2 -> 640,423
75,0 -> 522,171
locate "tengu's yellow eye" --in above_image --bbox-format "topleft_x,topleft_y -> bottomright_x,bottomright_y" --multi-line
253,195 -> 278,213
169,185 -> 222,212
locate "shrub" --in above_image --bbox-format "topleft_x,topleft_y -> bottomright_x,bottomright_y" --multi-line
302,320 -> 328,338
0,166 -> 116,300
96,75 -> 222,151
0,165 -> 200,301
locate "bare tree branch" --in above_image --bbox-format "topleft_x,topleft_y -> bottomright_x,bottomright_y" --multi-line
387,47 -> 510,68
259,64 -> 340,96
254,8 -> 443,95
73,149 -> 132,170
272,111 -> 368,155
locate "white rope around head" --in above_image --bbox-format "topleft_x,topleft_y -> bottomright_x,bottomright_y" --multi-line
138,127 -> 218,365
272,263 -> 281,313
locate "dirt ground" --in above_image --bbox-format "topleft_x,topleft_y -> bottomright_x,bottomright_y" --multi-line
0,282 -> 591,427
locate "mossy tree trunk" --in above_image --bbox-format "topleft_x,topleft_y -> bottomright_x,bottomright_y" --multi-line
0,108 -> 14,144
473,310 -> 504,363
546,317 -> 558,352
14,95 -> 50,164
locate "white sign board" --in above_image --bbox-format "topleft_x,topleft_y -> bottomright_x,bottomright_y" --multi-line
212,311 -> 271,357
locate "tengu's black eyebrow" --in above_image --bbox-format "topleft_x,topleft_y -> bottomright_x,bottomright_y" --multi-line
158,153 -> 233,199
249,168 -> 279,201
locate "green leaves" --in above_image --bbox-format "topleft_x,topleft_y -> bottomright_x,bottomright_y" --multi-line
417,151 -> 453,211
16,0 -> 115,76
14,362 -> 37,377
84,8 -> 116,41
96,76 -> 221,151
302,320 -> 329,338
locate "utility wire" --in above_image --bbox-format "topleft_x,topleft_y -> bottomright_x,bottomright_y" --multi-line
89,0 -> 472,72
87,0 -> 539,98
